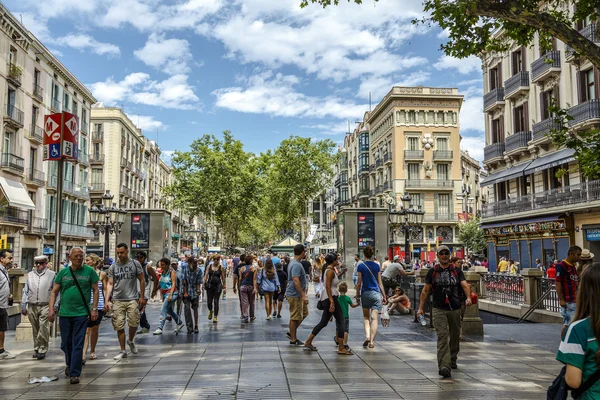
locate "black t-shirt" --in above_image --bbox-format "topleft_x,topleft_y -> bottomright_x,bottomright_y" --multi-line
300,261 -> 311,276
425,266 -> 466,311
276,269 -> 288,293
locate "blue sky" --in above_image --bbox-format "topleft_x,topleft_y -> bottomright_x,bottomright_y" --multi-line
8,0 -> 485,161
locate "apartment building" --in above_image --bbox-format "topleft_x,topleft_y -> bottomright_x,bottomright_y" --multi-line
480,8 -> 600,271
334,86 -> 484,261
459,150 -> 487,219
0,4 -> 95,268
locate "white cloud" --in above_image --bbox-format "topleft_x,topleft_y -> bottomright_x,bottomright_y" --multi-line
54,34 -> 120,57
88,72 -> 200,110
434,55 -> 481,75
459,86 -> 484,133
461,135 -> 486,162
301,121 -> 350,136
213,71 -> 368,120
357,72 -> 431,101
134,33 -> 192,74
126,114 -> 166,132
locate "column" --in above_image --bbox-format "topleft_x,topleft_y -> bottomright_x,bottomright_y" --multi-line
520,268 -> 543,322
462,271 -> 484,335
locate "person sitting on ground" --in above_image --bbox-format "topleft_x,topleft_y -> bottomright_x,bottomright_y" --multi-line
381,255 -> 414,296
386,287 -> 411,315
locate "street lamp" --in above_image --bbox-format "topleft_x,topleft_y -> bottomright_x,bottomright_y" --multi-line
89,190 -> 126,266
389,193 -> 425,265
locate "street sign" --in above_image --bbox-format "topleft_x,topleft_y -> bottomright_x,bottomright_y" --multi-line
586,228 -> 600,241
43,114 -> 62,160
61,112 -> 79,161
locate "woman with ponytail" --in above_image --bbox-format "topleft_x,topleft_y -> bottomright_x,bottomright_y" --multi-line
556,262 -> 600,399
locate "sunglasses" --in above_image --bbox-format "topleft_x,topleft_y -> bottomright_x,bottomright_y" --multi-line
438,251 -> 450,255
34,261 -> 46,265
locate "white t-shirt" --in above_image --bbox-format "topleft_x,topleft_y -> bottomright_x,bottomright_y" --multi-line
382,262 -> 405,279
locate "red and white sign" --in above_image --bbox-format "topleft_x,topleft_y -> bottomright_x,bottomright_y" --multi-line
61,112 -> 79,160
43,114 -> 63,161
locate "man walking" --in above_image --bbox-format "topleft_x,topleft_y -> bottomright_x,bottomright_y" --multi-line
21,255 -> 56,360
104,243 -> 144,360
417,245 -> 471,378
0,249 -> 15,359
49,248 -> 99,383
556,245 -> 582,337
381,255 -> 414,295
135,251 -> 158,334
286,244 -> 309,346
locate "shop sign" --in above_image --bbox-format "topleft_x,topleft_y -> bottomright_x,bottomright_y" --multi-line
43,244 -> 54,255
484,219 -> 566,236
586,228 -> 600,241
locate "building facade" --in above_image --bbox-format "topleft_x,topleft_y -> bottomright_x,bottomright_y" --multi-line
480,7 -> 600,271
0,4 -> 95,268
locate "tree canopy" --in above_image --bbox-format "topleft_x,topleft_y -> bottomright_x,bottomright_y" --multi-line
457,217 -> 486,256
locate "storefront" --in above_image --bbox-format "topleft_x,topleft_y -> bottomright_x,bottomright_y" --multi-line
482,215 -> 573,272
388,225 -> 461,263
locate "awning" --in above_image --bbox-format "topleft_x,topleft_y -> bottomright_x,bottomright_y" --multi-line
524,148 -> 576,175
481,214 -> 563,229
480,161 -> 532,187
0,177 -> 35,210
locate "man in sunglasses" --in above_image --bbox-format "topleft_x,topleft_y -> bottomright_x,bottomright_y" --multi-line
21,255 -> 57,360
417,245 -> 471,378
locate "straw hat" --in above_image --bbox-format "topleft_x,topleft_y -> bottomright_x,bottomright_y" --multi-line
580,249 -> 594,260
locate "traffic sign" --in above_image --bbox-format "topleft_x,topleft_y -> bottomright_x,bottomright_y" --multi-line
43,114 -> 62,160
61,112 -> 79,161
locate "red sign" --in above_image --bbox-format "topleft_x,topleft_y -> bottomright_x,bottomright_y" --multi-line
133,215 -> 141,222
61,112 -> 79,160
43,114 -> 62,160
42,112 -> 79,161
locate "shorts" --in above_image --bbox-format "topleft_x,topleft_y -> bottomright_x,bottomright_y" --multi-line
275,291 -> 286,301
0,308 -> 8,332
361,290 -> 382,311
352,275 -> 358,286
344,316 -> 350,333
560,302 -> 576,326
111,300 -> 140,331
287,297 -> 308,321
88,310 -> 105,327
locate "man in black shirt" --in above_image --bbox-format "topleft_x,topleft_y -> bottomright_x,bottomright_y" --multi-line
417,245 -> 471,378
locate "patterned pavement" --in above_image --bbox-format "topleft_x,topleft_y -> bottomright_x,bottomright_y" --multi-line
0,278 -> 561,399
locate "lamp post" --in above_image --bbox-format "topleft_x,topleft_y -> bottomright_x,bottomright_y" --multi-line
89,190 -> 127,266
389,194 -> 425,265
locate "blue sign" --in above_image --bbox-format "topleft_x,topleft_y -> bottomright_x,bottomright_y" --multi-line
49,143 -> 60,159
43,245 -> 54,255
586,228 -> 600,241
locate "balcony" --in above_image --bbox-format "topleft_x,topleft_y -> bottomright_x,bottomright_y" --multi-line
47,175 -> 57,190
1,153 -> 24,174
375,159 -> 383,169
482,179 -> 600,219
531,51 -> 561,83
7,62 -> 22,87
25,168 -> 45,186
404,150 -> 424,160
405,179 -> 454,189
48,221 -> 95,239
483,142 -> 505,163
92,130 -> 103,142
74,184 -> 89,199
4,104 -> 24,128
532,118 -> 563,142
79,152 -> 89,166
503,71 -> 530,100
424,213 -> 457,222
383,181 -> 390,191
27,124 -> 43,144
566,24 -> 599,61
51,98 -> 61,112
33,84 -> 43,101
505,131 -> 532,154
0,206 -> 28,226
90,154 -> 105,164
120,158 -> 127,168
358,188 -> 370,197
81,120 -> 88,134
433,150 -> 453,160
359,143 -> 369,152
359,164 -> 369,174
568,99 -> 600,129
89,183 -> 105,194
375,186 -> 383,195
383,152 -> 392,165
63,180 -> 74,195
483,88 -> 505,112
24,216 -> 48,234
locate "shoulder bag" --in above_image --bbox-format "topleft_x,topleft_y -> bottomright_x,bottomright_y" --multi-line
68,267 -> 93,326
548,365 -> 600,399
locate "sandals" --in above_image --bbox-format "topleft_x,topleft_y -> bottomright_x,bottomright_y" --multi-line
368,343 -> 375,349
90,353 -> 97,360
362,339 -> 370,348
304,344 -> 318,352
337,348 -> 353,355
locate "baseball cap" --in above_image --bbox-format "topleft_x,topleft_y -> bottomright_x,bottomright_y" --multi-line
436,245 -> 450,254
170,258 -> 179,264
393,255 -> 400,261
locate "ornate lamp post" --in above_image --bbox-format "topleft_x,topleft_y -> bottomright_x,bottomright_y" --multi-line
389,194 -> 425,265
89,190 -> 127,266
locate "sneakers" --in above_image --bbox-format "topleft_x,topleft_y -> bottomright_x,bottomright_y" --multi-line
70,376 -> 80,384
450,361 -> 458,370
289,339 -> 304,346
36,353 -> 46,360
439,366 -> 452,377
272,311 -> 277,317
286,332 -> 292,340
113,351 -> 128,361
208,310 -> 213,320
153,328 -> 163,335
137,327 -> 150,334
194,326 -> 199,333
175,321 -> 184,333
213,316 -> 218,323
127,339 -> 138,354
277,314 -> 282,318
0,351 -> 16,360
266,316 -> 271,320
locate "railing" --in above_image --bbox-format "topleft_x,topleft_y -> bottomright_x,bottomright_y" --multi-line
90,154 -> 104,163
26,168 -> 45,186
568,99 -> 600,127
538,278 -> 560,313
424,213 -> 456,222
532,118 -> 563,141
405,179 -> 454,189
383,181 -> 390,190
63,180 -> 74,194
47,175 -> 57,189
504,71 -> 529,98
5,104 -> 24,126
567,24 -> 598,58
531,51 -> 561,82
79,152 -> 89,165
375,159 -> 383,168
1,152 -> 24,173
28,124 -> 43,143
482,273 -> 524,305
483,142 -> 505,161
48,221 -> 94,238
433,150 -> 453,160
334,177 -> 341,187
482,179 -> 600,218
375,186 -> 383,194
483,87 -> 504,111
358,188 -> 369,196
27,216 -> 48,234
0,206 -> 28,225
81,120 -> 88,134
383,152 -> 390,163
7,62 -> 22,86
92,130 -> 103,141
51,98 -> 61,112
505,131 -> 532,153
393,275 -> 416,293
89,183 -> 105,193
404,150 -> 424,159
33,84 -> 43,100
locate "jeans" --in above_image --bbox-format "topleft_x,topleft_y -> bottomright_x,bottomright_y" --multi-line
560,302 -> 577,326
240,285 -> 255,319
311,297 -> 344,339
159,293 -> 181,330
59,315 -> 88,377
206,286 -> 222,316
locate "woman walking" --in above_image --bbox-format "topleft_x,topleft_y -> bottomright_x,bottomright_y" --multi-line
238,255 -> 258,323
153,258 -> 184,335
356,246 -> 386,349
258,259 -> 280,320
204,255 -> 225,323
272,261 -> 287,318
82,254 -> 106,363
303,254 -> 351,355
556,262 -> 600,399
312,256 -> 324,297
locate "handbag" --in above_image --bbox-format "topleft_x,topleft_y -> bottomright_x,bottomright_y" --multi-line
547,365 -> 600,400
68,267 -> 93,327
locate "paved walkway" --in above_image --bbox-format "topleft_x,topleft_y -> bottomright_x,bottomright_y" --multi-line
1,279 -> 562,399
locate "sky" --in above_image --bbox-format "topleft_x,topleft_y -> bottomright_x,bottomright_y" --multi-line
8,0 -> 486,162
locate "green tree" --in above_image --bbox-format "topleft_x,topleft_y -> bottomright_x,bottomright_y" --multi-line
458,218 -> 486,256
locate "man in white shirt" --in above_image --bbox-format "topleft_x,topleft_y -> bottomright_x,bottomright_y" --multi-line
381,255 -> 414,296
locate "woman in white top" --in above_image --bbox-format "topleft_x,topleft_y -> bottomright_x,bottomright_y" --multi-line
304,253 -> 351,355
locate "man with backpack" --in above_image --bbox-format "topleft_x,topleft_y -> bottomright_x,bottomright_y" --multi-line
417,245 -> 471,378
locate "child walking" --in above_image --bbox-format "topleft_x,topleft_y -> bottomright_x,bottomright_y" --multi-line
336,282 -> 360,351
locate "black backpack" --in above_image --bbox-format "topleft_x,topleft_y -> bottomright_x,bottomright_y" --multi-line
547,365 -> 600,400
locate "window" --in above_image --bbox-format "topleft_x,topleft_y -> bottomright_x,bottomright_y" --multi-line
436,164 -> 449,180
438,194 -> 450,215
436,138 -> 448,150
72,101 -> 78,117
33,69 -> 40,89
91,168 -> 103,184
520,174 -> 532,196
407,163 -> 420,180
511,48 -> 525,74
3,131 -> 13,154
409,193 -> 423,209
489,65 -> 501,90
9,47 -> 16,65
540,88 -> 559,120
63,92 -> 70,111
407,137 -> 419,150
7,88 -> 16,108
491,117 -> 504,143
82,108 -> 87,126
496,181 -> 507,201
29,148 -> 36,171
513,103 -> 528,132
580,68 -> 596,102
32,106 -> 38,127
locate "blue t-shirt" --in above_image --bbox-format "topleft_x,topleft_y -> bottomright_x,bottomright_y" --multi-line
357,261 -> 380,293
286,259 -> 307,298
271,256 -> 281,266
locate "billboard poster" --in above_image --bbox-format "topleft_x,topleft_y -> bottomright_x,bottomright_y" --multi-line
131,213 -> 150,249
357,213 -> 375,248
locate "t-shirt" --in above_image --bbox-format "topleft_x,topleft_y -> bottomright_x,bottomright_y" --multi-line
357,261 -> 380,293
556,260 -> 578,303
276,269 -> 288,293
271,256 -> 281,266
556,317 -> 600,400
233,257 -> 240,268
286,259 -> 307,297
55,265 -> 99,317
498,260 -> 508,273
337,294 -> 354,318
382,262 -> 405,279
425,266 -> 466,311
547,267 -> 557,279
300,260 -> 311,277
107,259 -> 143,301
